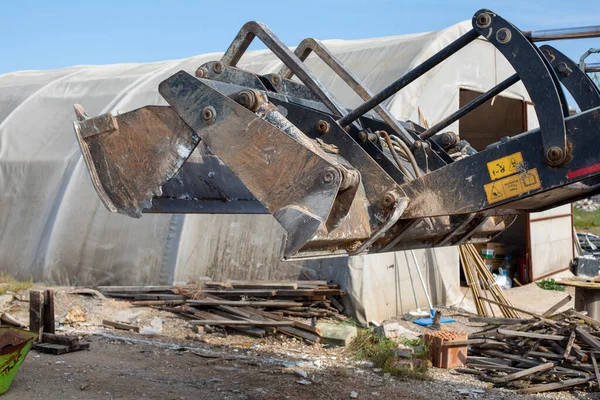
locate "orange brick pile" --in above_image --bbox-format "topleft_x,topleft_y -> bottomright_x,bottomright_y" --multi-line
423,330 -> 468,369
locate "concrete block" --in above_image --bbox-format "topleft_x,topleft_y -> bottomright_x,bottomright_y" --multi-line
316,322 -> 357,346
374,322 -> 419,341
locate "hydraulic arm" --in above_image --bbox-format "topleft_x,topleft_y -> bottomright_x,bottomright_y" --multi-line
73,9 -> 600,259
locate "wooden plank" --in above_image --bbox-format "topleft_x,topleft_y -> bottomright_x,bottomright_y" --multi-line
97,285 -> 180,293
229,281 -> 298,289
542,295 -> 572,317
131,300 -> 186,307
478,297 -> 563,328
576,326 -> 600,352
103,319 -> 140,332
497,328 -> 565,341
190,320 -> 294,327
191,310 -> 266,337
592,351 -> 600,390
477,297 -> 542,318
526,351 -> 564,361
466,363 -> 522,372
198,290 -> 277,297
491,362 -> 555,383
442,339 -> 488,346
479,350 -> 541,367
33,342 -> 90,355
518,377 -> 591,394
247,308 -> 321,335
105,293 -> 186,300
29,290 -> 44,341
466,356 -> 512,366
42,333 -> 79,346
187,300 -> 302,308
468,317 -> 533,325
328,296 -> 345,313
42,290 -> 55,334
209,309 -> 276,334
563,330 -> 576,360
569,310 -> 600,327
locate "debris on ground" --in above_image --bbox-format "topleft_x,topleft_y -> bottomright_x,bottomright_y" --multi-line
61,306 -> 87,325
98,280 -> 348,343
374,322 -> 420,341
458,308 -> 600,394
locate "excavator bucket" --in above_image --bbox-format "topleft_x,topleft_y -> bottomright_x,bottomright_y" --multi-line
73,10 -> 600,260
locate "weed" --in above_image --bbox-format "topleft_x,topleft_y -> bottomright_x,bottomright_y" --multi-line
536,278 -> 565,292
0,273 -> 33,295
348,329 -> 430,380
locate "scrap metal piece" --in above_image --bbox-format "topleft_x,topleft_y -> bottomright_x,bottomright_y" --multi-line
73,105 -> 199,217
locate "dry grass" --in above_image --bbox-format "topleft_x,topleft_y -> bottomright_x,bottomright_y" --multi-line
0,272 -> 33,295
348,329 -> 430,380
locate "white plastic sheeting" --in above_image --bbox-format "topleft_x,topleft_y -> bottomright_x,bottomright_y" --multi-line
0,21 -> 531,322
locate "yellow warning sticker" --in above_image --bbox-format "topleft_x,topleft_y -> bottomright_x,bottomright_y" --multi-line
487,152 -> 524,180
484,168 -> 542,204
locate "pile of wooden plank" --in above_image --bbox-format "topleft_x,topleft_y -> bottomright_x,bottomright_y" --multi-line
458,298 -> 600,394
98,280 -> 347,343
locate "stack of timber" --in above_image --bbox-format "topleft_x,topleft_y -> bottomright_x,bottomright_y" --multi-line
98,280 -> 347,343
459,244 -> 519,318
458,296 -> 600,394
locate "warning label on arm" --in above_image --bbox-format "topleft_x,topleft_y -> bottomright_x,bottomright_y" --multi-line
484,168 -> 542,204
487,152 -> 524,181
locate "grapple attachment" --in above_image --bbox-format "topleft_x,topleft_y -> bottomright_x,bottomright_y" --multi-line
74,10 -> 600,260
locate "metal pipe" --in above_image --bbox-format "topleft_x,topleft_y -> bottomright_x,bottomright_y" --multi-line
410,250 -> 435,318
525,25 -> 600,42
337,29 -> 480,127
419,73 -> 520,140
579,48 -> 600,72
586,63 -> 600,73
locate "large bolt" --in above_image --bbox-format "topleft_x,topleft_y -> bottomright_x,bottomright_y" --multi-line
195,67 -> 209,78
202,106 -> 216,125
557,62 -> 572,77
357,131 -> 368,142
213,62 -> 223,74
546,146 -> 564,165
271,75 -> 282,86
321,169 -> 337,184
316,120 -> 330,135
237,90 -> 258,111
476,13 -> 492,29
382,192 -> 397,209
496,28 -> 512,44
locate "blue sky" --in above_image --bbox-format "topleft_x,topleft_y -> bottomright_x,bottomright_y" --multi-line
1,0 -> 599,75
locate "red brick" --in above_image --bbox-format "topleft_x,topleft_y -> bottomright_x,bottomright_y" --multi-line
424,331 -> 468,369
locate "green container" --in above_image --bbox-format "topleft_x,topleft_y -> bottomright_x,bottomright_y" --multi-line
0,327 -> 37,395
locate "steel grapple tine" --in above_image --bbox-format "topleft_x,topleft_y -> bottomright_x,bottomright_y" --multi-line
73,105 -> 200,217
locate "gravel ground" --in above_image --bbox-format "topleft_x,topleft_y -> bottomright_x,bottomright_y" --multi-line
2,285 -> 597,399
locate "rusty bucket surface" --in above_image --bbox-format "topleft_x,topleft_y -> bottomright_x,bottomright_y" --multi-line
0,327 -> 37,395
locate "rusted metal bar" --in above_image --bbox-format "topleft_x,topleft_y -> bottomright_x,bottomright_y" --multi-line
279,38 -> 415,145
419,74 -> 520,140
220,21 -> 348,119
338,29 -> 480,127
